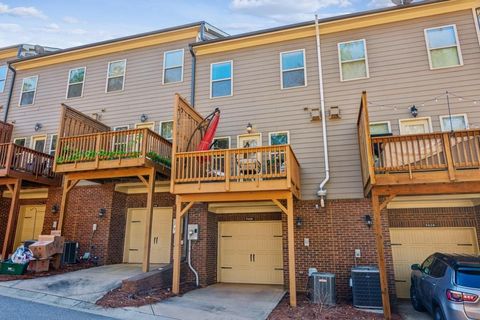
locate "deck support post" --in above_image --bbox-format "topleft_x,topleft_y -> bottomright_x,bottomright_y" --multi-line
1,179 -> 21,260
372,191 -> 391,320
141,168 -> 156,273
58,177 -> 79,232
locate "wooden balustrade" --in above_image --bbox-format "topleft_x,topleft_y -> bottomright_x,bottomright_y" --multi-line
0,121 -> 13,144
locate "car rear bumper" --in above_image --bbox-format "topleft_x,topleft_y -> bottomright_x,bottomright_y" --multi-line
443,303 -> 473,320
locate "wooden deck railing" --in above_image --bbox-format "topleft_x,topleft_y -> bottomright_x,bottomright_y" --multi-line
172,145 -> 300,195
55,128 -> 172,173
0,143 -> 57,179
0,121 -> 13,144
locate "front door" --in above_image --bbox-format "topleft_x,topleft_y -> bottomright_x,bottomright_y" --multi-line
399,118 -> 431,135
30,136 -> 47,152
14,205 -> 46,249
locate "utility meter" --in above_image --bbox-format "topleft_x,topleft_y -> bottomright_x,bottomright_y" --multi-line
187,224 -> 199,241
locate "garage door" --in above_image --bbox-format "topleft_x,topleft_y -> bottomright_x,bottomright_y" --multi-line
218,221 -> 283,285
390,227 -> 479,298
14,205 -> 46,249
124,208 -> 173,264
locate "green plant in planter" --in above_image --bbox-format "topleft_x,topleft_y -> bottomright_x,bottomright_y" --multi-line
146,151 -> 171,167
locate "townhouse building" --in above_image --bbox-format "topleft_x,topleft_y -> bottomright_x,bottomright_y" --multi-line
0,0 -> 480,317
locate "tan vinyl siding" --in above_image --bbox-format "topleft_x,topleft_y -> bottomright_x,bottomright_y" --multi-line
8,38 -> 194,152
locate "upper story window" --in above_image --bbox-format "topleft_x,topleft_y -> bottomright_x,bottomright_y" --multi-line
163,49 -> 184,84
49,134 -> 58,156
106,59 -> 126,92
67,67 -> 86,99
212,137 -> 230,150
211,61 -> 232,98
338,39 -> 369,81
160,121 -> 173,142
370,121 -> 392,137
424,25 -> 462,69
13,137 -> 26,146
0,65 -> 7,93
440,114 -> 468,132
476,8 -> 480,31
280,50 -> 306,89
19,76 -> 38,106
269,131 -> 289,145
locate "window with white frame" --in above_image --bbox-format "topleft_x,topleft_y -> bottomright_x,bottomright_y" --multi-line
269,131 -> 289,145
210,61 -> 232,98
19,76 -> 38,106
160,121 -> 173,141
370,121 -> 391,136
135,122 -> 155,130
49,134 -> 57,156
338,39 -> 368,81
163,50 -> 184,84
440,114 -> 468,132
476,8 -> 480,32
106,60 -> 126,92
113,125 -> 129,151
31,135 -> 46,152
212,137 -> 230,149
67,67 -> 86,98
280,50 -> 306,89
13,137 -> 26,147
0,65 -> 7,93
424,25 -> 462,69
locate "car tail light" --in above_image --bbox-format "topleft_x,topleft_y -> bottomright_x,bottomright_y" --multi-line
446,289 -> 479,303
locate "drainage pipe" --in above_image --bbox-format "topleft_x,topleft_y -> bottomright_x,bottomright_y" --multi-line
4,63 -> 17,122
187,239 -> 199,287
314,15 -> 330,207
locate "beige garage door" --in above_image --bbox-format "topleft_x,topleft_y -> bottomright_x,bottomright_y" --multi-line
124,207 -> 173,264
14,205 -> 46,249
218,221 -> 283,285
390,227 -> 479,299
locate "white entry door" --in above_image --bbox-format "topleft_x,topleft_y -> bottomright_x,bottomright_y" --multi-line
399,118 -> 431,135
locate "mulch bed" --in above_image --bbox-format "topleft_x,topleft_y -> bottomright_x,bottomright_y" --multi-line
96,282 -> 197,308
0,261 -> 95,282
268,294 -> 402,320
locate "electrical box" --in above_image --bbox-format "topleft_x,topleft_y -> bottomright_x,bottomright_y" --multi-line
355,249 -> 361,258
187,224 -> 199,241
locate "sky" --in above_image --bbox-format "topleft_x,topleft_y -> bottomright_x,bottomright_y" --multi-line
0,0 -> 415,49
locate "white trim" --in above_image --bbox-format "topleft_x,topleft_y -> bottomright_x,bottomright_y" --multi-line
162,49 -> 184,84
105,59 -> 127,93
210,60 -> 233,99
398,117 -> 433,135
369,121 -> 392,134
424,24 -> 463,70
18,75 -> 38,106
212,136 -> 231,149
473,8 -> 480,47
0,65 -> 8,93
65,66 -> 86,99
49,134 -> 58,156
337,39 -> 369,82
280,49 -> 307,90
439,113 -> 469,132
30,134 -> 47,152
237,132 -> 262,148
13,137 -> 27,146
135,121 -> 155,130
159,120 -> 173,140
268,131 -> 290,145
113,125 -> 129,131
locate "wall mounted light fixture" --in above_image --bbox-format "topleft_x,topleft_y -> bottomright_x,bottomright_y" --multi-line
410,105 -> 418,118
364,214 -> 372,228
51,204 -> 59,214
140,114 -> 148,123
98,208 -> 107,218
296,216 -> 303,228
246,123 -> 253,133
34,123 -> 42,131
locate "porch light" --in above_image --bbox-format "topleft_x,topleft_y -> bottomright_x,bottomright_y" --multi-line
98,208 -> 106,218
295,216 -> 303,228
140,114 -> 148,123
410,105 -> 418,118
364,215 -> 372,228
51,204 -> 59,214
34,123 -> 42,131
246,123 -> 253,133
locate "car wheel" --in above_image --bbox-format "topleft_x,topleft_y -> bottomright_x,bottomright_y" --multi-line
410,285 -> 425,312
434,307 -> 445,320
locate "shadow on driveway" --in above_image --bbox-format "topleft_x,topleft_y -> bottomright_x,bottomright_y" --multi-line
397,300 -> 433,320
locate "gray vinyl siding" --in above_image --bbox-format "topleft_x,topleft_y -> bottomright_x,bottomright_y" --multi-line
194,9 -> 480,200
7,38 -> 194,153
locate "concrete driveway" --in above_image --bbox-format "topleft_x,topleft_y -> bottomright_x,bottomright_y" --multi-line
397,300 -> 433,320
0,264 -> 145,303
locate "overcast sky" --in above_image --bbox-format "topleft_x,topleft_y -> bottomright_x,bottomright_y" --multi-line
0,0 -> 411,49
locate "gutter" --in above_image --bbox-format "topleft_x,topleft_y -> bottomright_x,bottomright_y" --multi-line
315,15 -> 330,207
3,45 -> 22,122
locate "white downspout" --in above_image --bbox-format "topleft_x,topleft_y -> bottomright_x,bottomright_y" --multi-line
315,15 -> 330,207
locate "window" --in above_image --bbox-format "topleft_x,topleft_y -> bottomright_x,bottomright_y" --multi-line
210,61 -> 232,98
269,131 -> 289,145
370,121 -> 391,136
456,267 -> 480,289
106,60 -> 126,92
66,67 -> 86,98
280,50 -> 306,89
13,137 -> 26,147
160,121 -> 173,141
163,49 -> 184,84
19,76 -> 38,106
430,259 -> 447,278
30,135 -> 46,152
0,65 -> 7,93
338,39 -> 369,81
49,134 -> 57,156
440,114 -> 468,132
475,8 -> 480,35
113,126 -> 129,151
425,25 -> 462,69
212,137 -> 230,150
135,122 -> 155,130
399,117 -> 432,135
421,255 -> 435,275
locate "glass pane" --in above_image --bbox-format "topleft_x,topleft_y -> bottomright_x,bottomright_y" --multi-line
212,79 -> 231,97
165,50 -> 183,68
456,269 -> 480,289
339,41 -> 366,61
212,62 -> 231,81
161,121 -> 173,140
50,135 -> 57,155
213,138 -> 229,149
34,139 -> 45,152
67,83 -> 83,98
108,61 -> 126,77
0,66 -> 7,80
164,67 -> 182,83
341,60 -> 367,80
69,68 -> 85,84
270,133 -> 288,145
20,92 -> 35,105
442,115 -> 467,131
370,123 -> 390,135
0,79 -> 5,93
14,139 -> 26,147
107,76 -> 124,92
22,77 -> 37,92
427,26 -> 457,48
477,8 -> 480,30
281,51 -> 304,70
282,69 -> 305,88
430,47 -> 460,68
